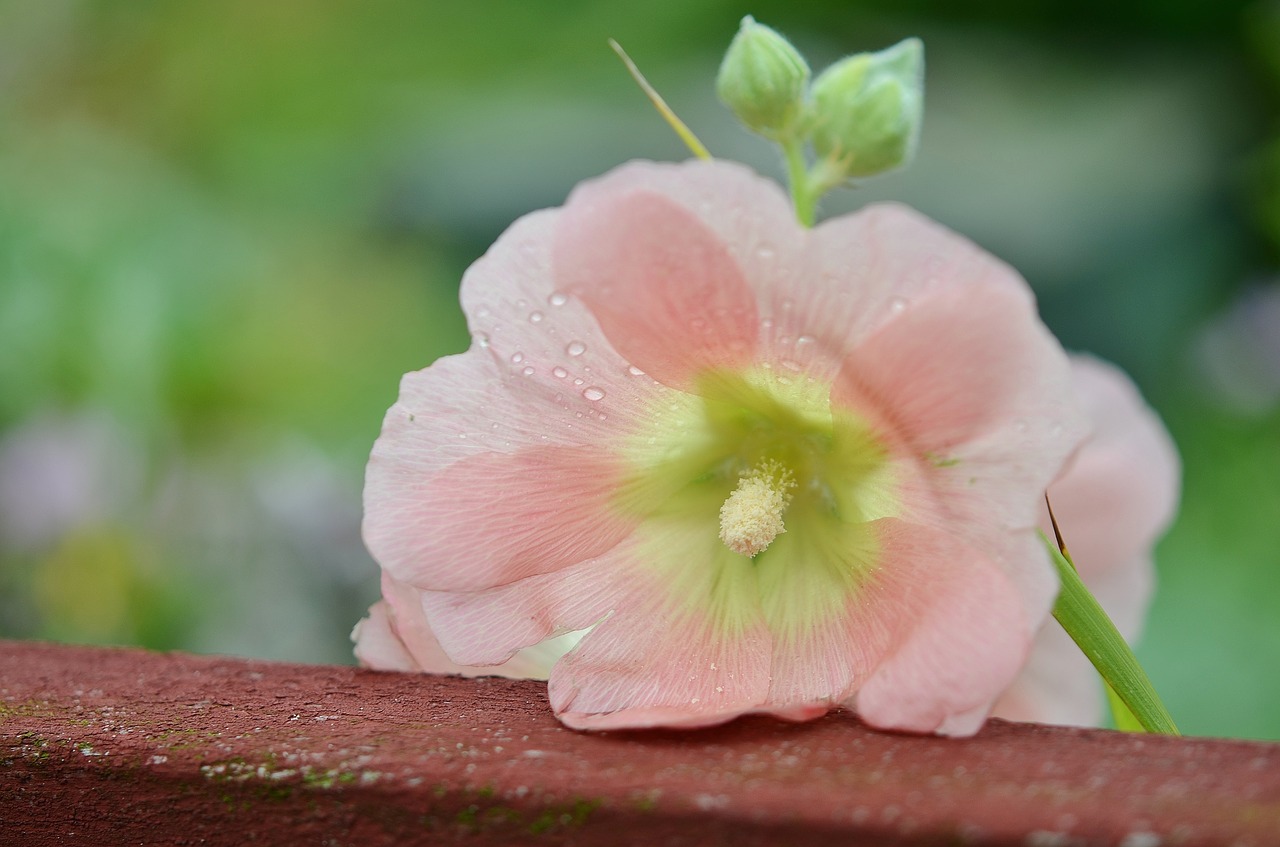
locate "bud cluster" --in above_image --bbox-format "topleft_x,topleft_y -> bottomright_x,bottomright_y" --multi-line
716,17 -> 923,188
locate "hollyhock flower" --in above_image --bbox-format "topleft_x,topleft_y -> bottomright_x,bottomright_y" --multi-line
993,356 -> 1180,726
354,354 -> 1180,729
359,159 -> 1090,735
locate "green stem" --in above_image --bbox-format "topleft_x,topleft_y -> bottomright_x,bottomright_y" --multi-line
781,136 -> 815,227
1041,532 -> 1179,735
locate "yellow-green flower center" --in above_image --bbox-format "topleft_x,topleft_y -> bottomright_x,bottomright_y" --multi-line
619,368 -> 896,563
615,368 -> 898,639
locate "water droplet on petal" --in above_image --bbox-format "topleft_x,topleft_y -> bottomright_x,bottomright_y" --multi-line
627,365 -> 645,377
510,352 -> 524,364
473,332 -> 490,348
796,335 -> 815,348
573,378 -> 584,386
552,366 -> 568,379
521,366 -> 535,377
548,292 -> 567,307
888,297 -> 908,315
566,341 -> 586,357
528,311 -> 544,323
758,245 -> 775,259
582,387 -> 606,401
781,359 -> 801,372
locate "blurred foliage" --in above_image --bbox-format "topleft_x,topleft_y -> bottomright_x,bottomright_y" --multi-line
0,0 -> 1278,739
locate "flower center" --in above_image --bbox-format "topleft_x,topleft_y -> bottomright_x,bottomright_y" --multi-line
718,461 -> 795,557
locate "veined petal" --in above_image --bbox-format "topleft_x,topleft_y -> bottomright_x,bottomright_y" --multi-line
418,549 -> 629,666
459,208 -> 671,440
548,522 -> 772,730
832,274 -> 1087,625
367,572 -> 576,680
853,519 -> 1036,737
554,177 -> 760,390
370,443 -> 635,592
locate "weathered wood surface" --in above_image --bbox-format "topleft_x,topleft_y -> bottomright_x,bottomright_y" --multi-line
1,640 -> 1277,846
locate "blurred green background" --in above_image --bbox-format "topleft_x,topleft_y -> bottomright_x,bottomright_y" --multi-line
1,0 -> 1277,740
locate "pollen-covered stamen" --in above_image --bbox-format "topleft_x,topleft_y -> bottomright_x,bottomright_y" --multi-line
719,461 -> 796,557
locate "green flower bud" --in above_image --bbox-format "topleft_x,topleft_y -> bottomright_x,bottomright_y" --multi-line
716,16 -> 810,139
809,37 -> 923,179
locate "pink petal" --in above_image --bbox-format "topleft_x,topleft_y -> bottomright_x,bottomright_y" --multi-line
458,209 -> 673,440
364,205 -> 692,594
369,442 -> 636,593
997,356 -> 1179,727
853,520 -> 1037,737
1043,356 -> 1181,591
832,273 -> 1087,636
351,600 -> 420,673
418,549 -> 631,666
991,620 -> 1104,726
369,572 -> 572,680
553,175 -> 760,390
547,525 -> 773,730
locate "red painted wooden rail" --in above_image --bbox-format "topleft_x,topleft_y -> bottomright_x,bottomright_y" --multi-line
1,640 -> 1277,846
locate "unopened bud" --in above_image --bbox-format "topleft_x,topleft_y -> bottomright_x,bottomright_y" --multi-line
808,38 -> 923,179
716,16 -> 810,139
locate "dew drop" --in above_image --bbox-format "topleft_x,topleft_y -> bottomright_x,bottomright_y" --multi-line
573,378 -> 584,386
582,387 -> 606,401
781,359 -> 801,372
548,292 -> 568,307
627,365 -> 645,377
552,366 -> 568,379
566,341 -> 586,357
516,298 -> 528,309
888,297 -> 908,315
473,332 -> 490,348
758,245 -> 775,259
510,352 -> 524,364
528,311 -> 544,323
796,335 -> 815,348
521,366 -> 535,377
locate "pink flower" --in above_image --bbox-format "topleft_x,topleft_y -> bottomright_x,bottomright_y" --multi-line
357,159 -> 1089,735
993,356 -> 1180,726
